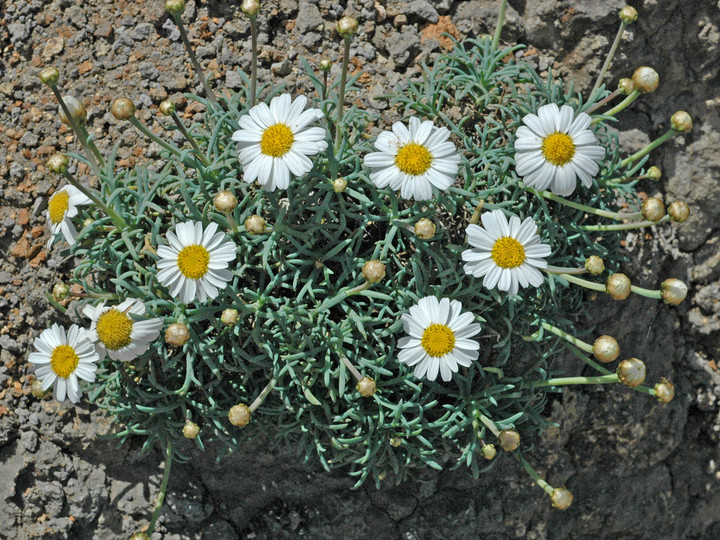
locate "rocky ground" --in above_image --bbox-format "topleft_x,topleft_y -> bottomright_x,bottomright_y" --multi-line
1,0 -> 719,538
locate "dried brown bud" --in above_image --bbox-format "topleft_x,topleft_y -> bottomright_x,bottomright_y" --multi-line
618,78 -> 635,95
213,191 -> 238,212
646,166 -> 662,180
671,110 -> 693,133
619,5 -> 638,24
229,403 -> 251,427
31,379 -> 46,398
632,66 -> 659,93
221,308 -> 239,325
481,443 -> 497,460
332,177 -> 347,193
593,335 -> 620,363
319,58 -> 333,71
606,273 -> 631,300
654,378 -> 675,403
241,0 -> 261,16
617,358 -> 646,388
39,66 -> 60,85
356,377 -> 376,397
46,153 -> 69,174
362,260 -> 386,284
337,16 -> 359,37
414,218 -> 436,240
584,255 -> 605,276
661,278 -> 688,306
668,201 -> 690,223
165,0 -> 186,15
165,323 -> 190,347
551,487 -> 574,510
245,215 -> 266,235
111,97 -> 136,121
641,197 -> 665,222
183,421 -> 200,439
58,95 -> 87,125
498,429 -> 520,451
159,100 -> 176,116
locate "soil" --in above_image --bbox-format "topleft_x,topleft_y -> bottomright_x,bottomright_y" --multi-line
1,0 -> 719,539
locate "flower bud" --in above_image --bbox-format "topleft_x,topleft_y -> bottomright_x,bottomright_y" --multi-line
221,308 -> 239,325
165,323 -> 190,347
668,201 -> 690,223
165,0 -> 186,15
414,218 -> 436,240
671,110 -> 692,133
654,378 -> 675,403
498,429 -> 520,451
481,443 -> 497,460
584,255 -> 605,276
31,379 -> 46,398
617,358 -> 646,388
641,197 -> 665,222
390,436 -> 402,447
632,66 -> 659,93
111,97 -> 136,121
606,273 -> 631,300
130,533 -> 150,540
46,153 -> 69,174
228,403 -> 251,427
58,95 -> 87,125
618,78 -> 635,95
593,335 -> 620,363
646,166 -> 662,180
319,58 -> 332,71
332,177 -> 347,193
362,260 -> 386,284
213,190 -> 238,212
619,5 -> 638,24
183,420 -> 200,439
39,66 -> 60,85
661,278 -> 688,306
52,281 -> 70,301
241,0 -> 261,16
159,100 -> 176,117
551,487 -> 574,510
337,16 -> 359,37
245,215 -> 266,235
356,377 -> 376,397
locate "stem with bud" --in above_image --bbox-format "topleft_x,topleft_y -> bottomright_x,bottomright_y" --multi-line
589,19 -> 629,100
619,130 -> 677,169
516,454 -> 554,496
335,35 -> 352,151
592,90 -> 640,124
582,214 -> 670,231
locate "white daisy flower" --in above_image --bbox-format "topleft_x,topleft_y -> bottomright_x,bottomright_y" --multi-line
46,185 -> 91,247
462,210 -> 552,296
28,323 -> 100,403
397,297 -> 481,382
231,94 -> 328,192
83,298 -> 164,361
514,103 -> 605,196
156,221 -> 237,304
363,117 -> 460,201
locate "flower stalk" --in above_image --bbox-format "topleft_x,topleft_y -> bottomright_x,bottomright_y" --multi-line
335,34 -> 352,151
517,454 -> 554,496
589,17 -> 632,100
581,214 -> 670,231
592,90 -> 640,124
146,441 -> 174,536
60,170 -> 128,229
491,0 -> 508,57
169,112 -> 209,165
619,129 -> 677,169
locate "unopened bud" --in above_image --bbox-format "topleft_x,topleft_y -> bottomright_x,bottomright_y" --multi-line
593,335 -> 620,363
183,420 -> 200,439
228,403 -> 251,427
241,0 -> 261,16
31,379 -> 46,398
319,58 -> 332,71
641,197 -> 665,222
337,16 -> 359,37
619,5 -> 638,24
362,260 -> 386,284
661,278 -> 688,306
414,218 -> 436,240
165,0 -> 186,15
356,377 -> 376,397
618,78 -> 635,95
159,100 -> 176,117
481,443 -> 497,460
245,215 -> 266,235
52,281 -> 70,301
221,308 -> 239,325
668,201 -> 690,223
646,166 -> 662,180
39,66 -> 60,85
632,66 -> 659,93
58,95 -> 87,125
332,177 -> 347,193
165,323 -> 190,347
46,153 -> 69,174
111,97 -> 136,121
584,255 -> 605,276
551,487 -> 574,510
671,110 -> 692,133
390,436 -> 402,447
654,378 -> 675,403
213,191 -> 238,212
498,429 -> 520,451
617,358 -> 646,388
606,273 -> 631,300
130,533 -> 150,540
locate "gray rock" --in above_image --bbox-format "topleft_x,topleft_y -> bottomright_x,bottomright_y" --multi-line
271,58 -> 293,76
296,2 -> 324,34
406,0 -> 439,23
226,70 -> 245,90
386,27 -> 421,69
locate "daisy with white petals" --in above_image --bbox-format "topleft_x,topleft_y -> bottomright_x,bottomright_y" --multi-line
462,210 -> 552,296
364,117 -> 460,201
156,221 -> 237,304
231,94 -> 328,192
83,298 -> 164,361
46,185 -> 91,247
514,103 -> 605,196
397,296 -> 481,382
28,323 -> 99,403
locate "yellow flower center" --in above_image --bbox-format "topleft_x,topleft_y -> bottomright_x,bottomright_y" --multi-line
421,323 -> 455,357
177,244 -> 210,279
48,191 -> 70,224
491,237 -> 526,269
96,308 -> 133,350
541,132 -> 576,166
260,123 -> 295,157
395,143 -> 433,176
50,344 -> 79,379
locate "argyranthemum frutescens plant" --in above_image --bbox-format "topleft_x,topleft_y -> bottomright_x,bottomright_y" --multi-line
30,0 -> 693,531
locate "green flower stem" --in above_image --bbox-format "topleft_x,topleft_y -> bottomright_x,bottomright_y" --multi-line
619,130 -> 677,169
557,272 -> 606,293
582,214 -> 670,231
171,112 -> 209,165
526,373 -> 619,388
249,378 -> 276,412
340,356 -> 363,381
322,69 -> 328,102
129,117 -> 183,158
592,90 -> 640,124
249,15 -> 258,107
335,35 -> 352,151
379,222 -> 399,260
146,441 -> 174,536
524,185 -> 624,220
584,88 -> 621,115
478,414 -> 501,438
77,123 -> 106,167
589,21 -> 628,100
172,12 -> 220,109
314,281 -> 371,313
540,321 -> 593,353
61,170 -> 128,229
630,284 -> 662,300
565,343 -> 655,396
516,454 -> 554,496
543,265 -> 587,275
491,0 -> 508,56
225,211 -> 239,233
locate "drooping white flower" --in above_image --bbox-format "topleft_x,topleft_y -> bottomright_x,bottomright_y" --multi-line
397,297 -> 481,382
46,185 -> 91,247
83,298 -> 164,361
364,117 -> 460,201
28,323 -> 100,403
462,209 -> 552,296
231,94 -> 328,192
514,103 -> 605,196
156,221 -> 237,304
